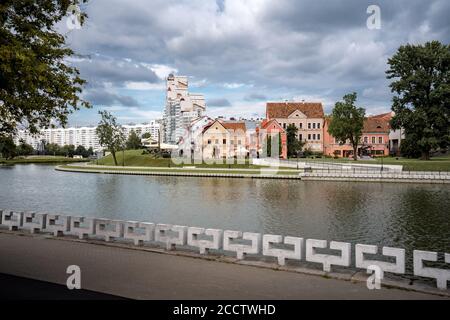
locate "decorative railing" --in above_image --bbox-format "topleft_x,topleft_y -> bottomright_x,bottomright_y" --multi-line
0,209 -> 448,290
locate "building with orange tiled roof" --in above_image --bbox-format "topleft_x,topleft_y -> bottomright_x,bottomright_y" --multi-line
255,119 -> 287,159
202,120 -> 248,159
266,102 -> 325,153
323,113 -> 392,158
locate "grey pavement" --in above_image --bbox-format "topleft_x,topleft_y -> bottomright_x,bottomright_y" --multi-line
0,232 -> 446,300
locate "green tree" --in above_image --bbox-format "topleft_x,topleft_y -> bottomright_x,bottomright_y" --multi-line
328,93 -> 365,161
386,41 -> 450,160
96,110 -> 125,166
16,140 -> 34,156
60,144 -> 75,157
142,132 -> 152,139
0,135 -> 17,159
125,129 -> 142,150
0,1 -> 91,136
286,124 -> 304,157
45,143 -> 60,156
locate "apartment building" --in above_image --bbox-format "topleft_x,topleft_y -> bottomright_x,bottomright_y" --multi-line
14,122 -> 160,152
266,102 -> 325,152
163,74 -> 206,144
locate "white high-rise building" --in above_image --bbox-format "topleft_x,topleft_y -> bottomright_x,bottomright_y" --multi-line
163,74 -> 206,144
14,121 -> 160,151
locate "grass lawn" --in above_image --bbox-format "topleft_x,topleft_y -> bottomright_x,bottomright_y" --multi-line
1,156 -> 90,164
59,164 -> 299,176
294,154 -> 450,172
95,149 -> 263,169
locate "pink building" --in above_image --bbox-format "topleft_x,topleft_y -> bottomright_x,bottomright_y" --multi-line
256,119 -> 288,159
323,113 -> 391,158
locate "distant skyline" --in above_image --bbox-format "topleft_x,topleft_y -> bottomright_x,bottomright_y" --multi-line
61,0 -> 450,126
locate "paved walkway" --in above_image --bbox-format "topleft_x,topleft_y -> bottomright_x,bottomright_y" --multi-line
0,232 -> 445,300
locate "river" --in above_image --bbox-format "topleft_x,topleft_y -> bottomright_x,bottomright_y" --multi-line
1,164 -> 449,273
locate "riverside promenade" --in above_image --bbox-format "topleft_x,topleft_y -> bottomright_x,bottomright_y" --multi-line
0,231 -> 446,300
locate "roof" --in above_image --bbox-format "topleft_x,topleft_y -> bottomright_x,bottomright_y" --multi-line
222,121 -> 246,132
260,119 -> 284,131
363,117 -> 390,133
266,102 -> 324,119
202,120 -> 246,134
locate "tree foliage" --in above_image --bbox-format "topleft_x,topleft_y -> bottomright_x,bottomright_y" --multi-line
0,135 -> 16,159
286,124 -> 304,157
328,93 -> 365,160
0,0 -> 91,136
16,140 -> 34,156
96,110 -> 125,166
386,41 -> 450,160
126,129 -> 142,150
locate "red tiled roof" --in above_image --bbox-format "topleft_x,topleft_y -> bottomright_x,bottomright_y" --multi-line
363,117 -> 390,133
261,119 -> 284,131
222,121 -> 246,132
266,102 -> 324,119
202,120 -> 246,133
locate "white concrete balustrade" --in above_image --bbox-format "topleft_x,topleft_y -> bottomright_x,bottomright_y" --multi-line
306,239 -> 351,272
95,219 -> 124,242
124,221 -> 155,246
1,210 -> 23,231
355,244 -> 405,275
22,212 -> 46,234
45,214 -> 70,236
414,250 -> 450,290
155,224 -> 187,250
223,230 -> 261,260
263,235 -> 303,266
0,209 -> 449,290
71,216 -> 95,240
187,227 -> 223,254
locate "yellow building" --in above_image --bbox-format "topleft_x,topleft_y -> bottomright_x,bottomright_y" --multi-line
202,120 -> 247,159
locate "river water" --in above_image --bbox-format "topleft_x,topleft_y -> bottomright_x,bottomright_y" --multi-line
1,164 -> 449,273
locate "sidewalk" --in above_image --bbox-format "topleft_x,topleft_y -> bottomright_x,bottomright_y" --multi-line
0,232 -> 445,300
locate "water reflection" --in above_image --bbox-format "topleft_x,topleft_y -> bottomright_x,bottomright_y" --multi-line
0,165 -> 449,265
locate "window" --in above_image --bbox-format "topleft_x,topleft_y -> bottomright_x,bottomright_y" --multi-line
283,123 -> 286,129
317,134 -> 321,140
238,140 -> 242,145
308,123 -> 311,129
223,139 -> 226,144
299,134 -> 303,141
371,137 -> 376,144
308,134 -> 311,140
313,134 -> 316,140
378,137 -> 383,144
299,123 -> 303,129
207,139 -> 211,144
313,123 -> 316,129
215,139 -> 219,144
318,123 -> 321,129
364,136 -> 368,143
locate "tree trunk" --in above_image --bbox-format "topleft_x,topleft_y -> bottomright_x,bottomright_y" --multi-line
421,150 -> 430,160
111,150 -> 118,166
353,144 -> 358,161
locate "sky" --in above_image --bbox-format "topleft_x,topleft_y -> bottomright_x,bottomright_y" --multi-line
60,0 -> 450,126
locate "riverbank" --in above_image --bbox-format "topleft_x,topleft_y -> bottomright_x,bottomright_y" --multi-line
55,163 -> 450,183
95,149 -> 450,172
0,230 -> 446,299
0,156 -> 89,165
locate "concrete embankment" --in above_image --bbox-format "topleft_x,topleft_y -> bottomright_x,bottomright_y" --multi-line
55,164 -> 450,184
0,230 -> 447,299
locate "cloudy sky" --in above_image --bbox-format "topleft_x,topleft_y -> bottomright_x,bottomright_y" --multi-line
61,0 -> 450,125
